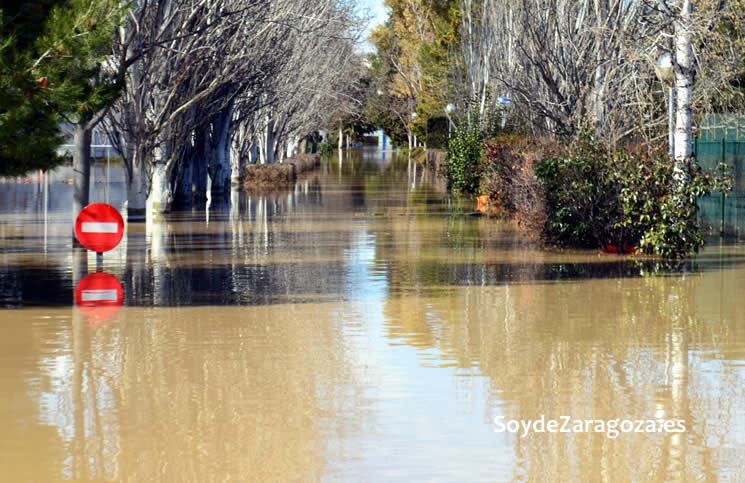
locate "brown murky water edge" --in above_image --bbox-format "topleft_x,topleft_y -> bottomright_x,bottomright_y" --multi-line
1,150 -> 745,481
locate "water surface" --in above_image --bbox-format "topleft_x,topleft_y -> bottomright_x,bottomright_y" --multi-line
1,149 -> 744,481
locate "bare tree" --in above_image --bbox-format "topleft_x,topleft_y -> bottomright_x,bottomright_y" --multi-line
106,0 -> 278,218
230,0 -> 366,166
455,0 -> 744,155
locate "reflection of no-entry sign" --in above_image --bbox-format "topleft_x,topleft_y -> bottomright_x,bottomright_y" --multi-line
74,272 -> 124,307
74,203 -> 124,253
75,272 -> 123,324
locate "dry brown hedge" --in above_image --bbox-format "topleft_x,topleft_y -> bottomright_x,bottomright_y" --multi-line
481,135 -> 566,237
242,154 -> 320,190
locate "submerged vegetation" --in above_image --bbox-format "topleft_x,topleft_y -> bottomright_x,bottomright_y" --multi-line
366,0 -> 745,259
479,132 -> 733,258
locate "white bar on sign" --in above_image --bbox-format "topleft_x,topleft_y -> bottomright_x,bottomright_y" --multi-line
81,222 -> 118,233
81,289 -> 118,302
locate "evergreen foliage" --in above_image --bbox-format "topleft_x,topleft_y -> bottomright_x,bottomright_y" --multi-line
536,132 -> 733,258
1,0 -> 122,176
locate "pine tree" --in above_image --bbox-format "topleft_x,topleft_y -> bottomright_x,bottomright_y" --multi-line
0,0 -> 122,176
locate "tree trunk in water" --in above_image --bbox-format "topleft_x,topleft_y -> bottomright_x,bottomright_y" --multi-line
126,156 -> 148,222
299,137 -> 308,154
260,119 -> 275,164
125,140 -> 148,222
146,130 -> 176,215
148,162 -> 174,214
674,0 -> 693,173
338,123 -> 343,152
230,122 -> 246,186
248,141 -> 258,165
286,137 -> 298,159
72,124 -> 92,226
192,128 -> 209,206
209,103 -> 233,198
174,156 -> 193,208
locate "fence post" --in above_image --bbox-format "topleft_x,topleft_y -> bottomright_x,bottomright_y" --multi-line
721,137 -> 726,234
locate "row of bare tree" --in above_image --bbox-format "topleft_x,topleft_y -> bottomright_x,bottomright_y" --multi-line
455,0 -> 744,162
72,0 -> 367,221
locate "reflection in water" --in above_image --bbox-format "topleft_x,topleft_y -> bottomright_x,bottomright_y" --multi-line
1,150 -> 745,480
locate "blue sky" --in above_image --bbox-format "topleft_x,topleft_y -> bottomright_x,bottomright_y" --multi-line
362,0 -> 388,29
358,0 -> 389,51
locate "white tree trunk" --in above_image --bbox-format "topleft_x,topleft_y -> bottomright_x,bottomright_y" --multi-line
674,0 -> 694,171
248,141 -> 258,165
259,119 -> 275,164
230,121 -> 246,185
148,162 -> 174,214
286,136 -> 298,159
338,123 -> 343,151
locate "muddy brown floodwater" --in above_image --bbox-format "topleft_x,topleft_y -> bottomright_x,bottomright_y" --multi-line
1,148 -> 744,481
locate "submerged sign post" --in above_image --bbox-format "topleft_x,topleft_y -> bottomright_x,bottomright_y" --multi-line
74,203 -> 125,257
73,203 -> 125,322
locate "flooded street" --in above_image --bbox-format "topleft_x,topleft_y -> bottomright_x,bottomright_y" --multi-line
1,149 -> 745,481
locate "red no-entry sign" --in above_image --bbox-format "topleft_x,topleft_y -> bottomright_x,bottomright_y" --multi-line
74,203 -> 124,253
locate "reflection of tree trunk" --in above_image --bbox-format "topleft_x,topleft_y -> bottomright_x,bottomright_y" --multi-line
72,245 -> 89,287
666,323 -> 689,479
147,214 -> 171,307
71,303 -> 93,479
124,228 -> 149,307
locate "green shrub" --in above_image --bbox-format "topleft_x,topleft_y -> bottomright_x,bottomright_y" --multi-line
535,133 -> 732,258
536,135 -> 620,248
445,99 -> 500,194
317,142 -> 332,155
446,124 -> 484,194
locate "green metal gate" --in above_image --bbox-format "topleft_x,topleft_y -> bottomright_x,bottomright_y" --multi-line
695,137 -> 745,237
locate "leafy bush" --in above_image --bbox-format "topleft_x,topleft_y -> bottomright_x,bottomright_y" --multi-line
535,133 -> 732,258
445,101 -> 500,194
317,142 -> 332,155
446,123 -> 484,194
536,135 -> 621,248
